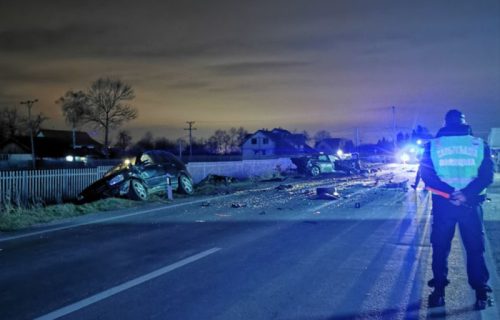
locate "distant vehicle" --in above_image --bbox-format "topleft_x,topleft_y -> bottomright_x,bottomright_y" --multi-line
488,128 -> 500,172
291,153 -> 335,177
291,153 -> 366,177
78,150 -> 194,202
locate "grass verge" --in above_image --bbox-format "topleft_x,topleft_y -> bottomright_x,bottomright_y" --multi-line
0,198 -> 141,231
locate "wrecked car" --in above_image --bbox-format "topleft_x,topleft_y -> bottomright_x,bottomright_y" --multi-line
291,154 -> 335,176
291,153 -> 366,176
78,150 -> 194,202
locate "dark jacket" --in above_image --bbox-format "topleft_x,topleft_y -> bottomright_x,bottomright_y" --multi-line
420,124 -> 494,205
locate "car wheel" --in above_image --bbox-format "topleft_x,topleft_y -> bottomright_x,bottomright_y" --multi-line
178,174 -> 194,195
129,179 -> 148,201
310,166 -> 321,177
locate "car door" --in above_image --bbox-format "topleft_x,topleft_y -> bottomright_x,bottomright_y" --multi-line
137,153 -> 167,189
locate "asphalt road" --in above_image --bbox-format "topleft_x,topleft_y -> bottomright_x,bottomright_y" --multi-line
0,165 -> 499,320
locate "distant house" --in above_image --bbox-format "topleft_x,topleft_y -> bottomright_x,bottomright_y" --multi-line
315,138 -> 354,155
241,128 -> 316,159
0,129 -> 104,162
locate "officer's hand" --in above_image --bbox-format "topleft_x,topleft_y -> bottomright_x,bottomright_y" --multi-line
450,191 -> 467,206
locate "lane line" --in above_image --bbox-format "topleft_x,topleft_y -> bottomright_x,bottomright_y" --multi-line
34,247 -> 221,320
0,195 -> 235,242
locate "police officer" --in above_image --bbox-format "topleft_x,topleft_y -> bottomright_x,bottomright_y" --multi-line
421,109 -> 494,309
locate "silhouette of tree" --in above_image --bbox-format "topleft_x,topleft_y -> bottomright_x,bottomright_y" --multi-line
56,90 -> 88,149
115,130 -> 132,151
84,77 -> 138,153
313,130 -> 332,143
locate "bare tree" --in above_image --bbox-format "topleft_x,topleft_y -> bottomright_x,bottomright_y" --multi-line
313,130 -> 331,143
84,77 -> 138,153
115,130 -> 133,151
207,129 -> 232,154
136,131 -> 155,151
56,90 -> 88,149
27,113 -> 48,136
0,105 -> 47,139
0,106 -> 24,138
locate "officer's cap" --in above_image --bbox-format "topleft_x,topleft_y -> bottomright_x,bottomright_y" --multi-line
445,109 -> 466,126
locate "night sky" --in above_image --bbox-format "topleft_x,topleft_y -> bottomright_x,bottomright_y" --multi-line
0,0 -> 499,143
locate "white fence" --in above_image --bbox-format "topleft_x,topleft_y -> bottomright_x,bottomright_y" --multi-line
187,158 -> 296,183
0,166 -> 112,205
0,158 -> 297,206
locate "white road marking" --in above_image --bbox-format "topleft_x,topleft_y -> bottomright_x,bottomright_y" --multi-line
34,247 -> 221,320
0,195 -> 235,242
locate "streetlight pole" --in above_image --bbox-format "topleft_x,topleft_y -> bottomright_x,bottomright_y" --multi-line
20,99 -> 38,169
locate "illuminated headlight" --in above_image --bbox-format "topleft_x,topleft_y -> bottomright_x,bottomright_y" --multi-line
65,155 -> 74,162
336,149 -> 344,157
400,153 -> 410,162
108,174 -> 125,186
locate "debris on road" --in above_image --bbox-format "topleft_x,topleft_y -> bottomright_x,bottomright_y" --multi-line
199,174 -> 236,185
384,179 -> 409,191
316,186 -> 341,200
275,184 -> 293,190
231,203 -> 247,208
201,201 -> 211,207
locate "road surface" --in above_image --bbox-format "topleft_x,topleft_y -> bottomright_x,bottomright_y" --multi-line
0,164 -> 498,319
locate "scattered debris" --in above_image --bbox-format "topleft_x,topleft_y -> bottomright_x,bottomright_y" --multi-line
260,175 -> 288,182
195,220 -> 206,223
275,184 -> 293,190
384,179 -> 409,189
199,174 -> 236,185
316,186 -> 341,200
355,202 -> 361,208
231,203 -> 247,208
259,211 -> 266,215
201,201 -> 211,207
313,211 -> 321,215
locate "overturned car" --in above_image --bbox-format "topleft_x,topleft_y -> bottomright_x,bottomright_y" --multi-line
78,150 -> 194,202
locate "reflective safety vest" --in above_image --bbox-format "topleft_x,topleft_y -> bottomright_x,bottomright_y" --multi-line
430,135 -> 484,192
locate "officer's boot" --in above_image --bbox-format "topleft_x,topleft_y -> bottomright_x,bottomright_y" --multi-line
475,285 -> 493,310
428,286 -> 445,308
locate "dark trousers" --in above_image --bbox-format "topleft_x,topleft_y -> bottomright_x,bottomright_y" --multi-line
430,199 -> 489,290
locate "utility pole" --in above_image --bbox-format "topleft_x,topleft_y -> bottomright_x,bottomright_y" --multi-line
355,127 -> 360,152
184,121 -> 197,159
392,106 -> 396,151
20,99 -> 38,169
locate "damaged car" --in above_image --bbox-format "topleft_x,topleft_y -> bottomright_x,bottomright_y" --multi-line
291,152 -> 366,176
78,150 -> 194,202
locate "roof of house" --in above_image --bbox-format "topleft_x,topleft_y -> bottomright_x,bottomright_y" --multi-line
245,128 -> 316,154
1,132 -> 104,158
37,129 -> 102,147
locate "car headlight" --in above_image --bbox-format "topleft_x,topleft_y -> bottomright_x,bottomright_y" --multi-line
108,174 -> 125,186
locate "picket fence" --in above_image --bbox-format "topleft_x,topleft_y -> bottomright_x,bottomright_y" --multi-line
0,166 -> 113,206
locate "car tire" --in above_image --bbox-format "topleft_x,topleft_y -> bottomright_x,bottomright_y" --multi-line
310,166 -> 321,177
129,179 -> 148,201
178,174 -> 194,195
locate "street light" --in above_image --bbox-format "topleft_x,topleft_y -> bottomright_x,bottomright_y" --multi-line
20,99 -> 38,169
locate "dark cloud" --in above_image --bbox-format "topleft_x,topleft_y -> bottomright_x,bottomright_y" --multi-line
166,81 -> 211,90
0,24 -> 104,53
208,61 -> 311,76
